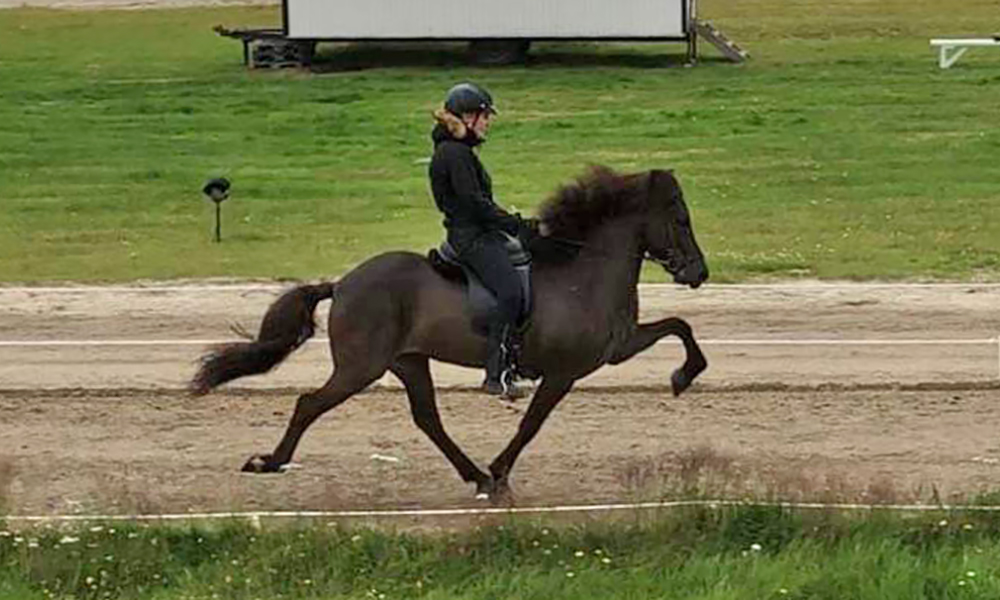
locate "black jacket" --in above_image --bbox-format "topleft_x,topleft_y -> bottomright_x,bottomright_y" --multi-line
429,124 -> 521,245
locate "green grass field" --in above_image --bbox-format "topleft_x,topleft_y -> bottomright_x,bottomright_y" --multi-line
1,1 -> 998,282
3,506 -> 1000,599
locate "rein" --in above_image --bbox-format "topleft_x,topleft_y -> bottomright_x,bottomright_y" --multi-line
539,234 -> 679,271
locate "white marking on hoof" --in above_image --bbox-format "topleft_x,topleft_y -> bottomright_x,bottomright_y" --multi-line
279,462 -> 302,472
475,492 -> 490,501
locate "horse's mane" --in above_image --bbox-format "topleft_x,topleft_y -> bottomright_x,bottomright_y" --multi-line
528,166 -> 647,263
537,166 -> 646,242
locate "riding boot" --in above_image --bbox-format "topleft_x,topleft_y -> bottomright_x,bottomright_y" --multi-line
482,324 -> 525,399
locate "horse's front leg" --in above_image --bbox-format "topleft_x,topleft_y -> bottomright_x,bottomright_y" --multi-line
488,377 -> 574,500
607,317 -> 706,396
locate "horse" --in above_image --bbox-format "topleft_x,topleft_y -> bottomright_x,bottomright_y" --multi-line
191,166 -> 709,500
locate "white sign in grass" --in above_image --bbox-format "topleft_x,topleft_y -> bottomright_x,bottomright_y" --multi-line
930,38 -> 1000,69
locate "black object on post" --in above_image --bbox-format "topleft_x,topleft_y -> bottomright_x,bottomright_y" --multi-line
202,178 -> 231,243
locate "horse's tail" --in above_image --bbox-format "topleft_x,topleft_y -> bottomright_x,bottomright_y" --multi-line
190,282 -> 337,395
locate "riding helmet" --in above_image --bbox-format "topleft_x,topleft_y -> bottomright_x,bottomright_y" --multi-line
444,82 -> 498,116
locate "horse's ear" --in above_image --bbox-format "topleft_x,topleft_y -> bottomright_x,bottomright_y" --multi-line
647,169 -> 676,189
647,170 -> 685,210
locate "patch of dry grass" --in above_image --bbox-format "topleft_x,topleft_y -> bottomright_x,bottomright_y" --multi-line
0,457 -> 15,514
615,444 -> 928,505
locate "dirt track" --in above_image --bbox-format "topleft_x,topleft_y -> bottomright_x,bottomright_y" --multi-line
1,283 -> 999,516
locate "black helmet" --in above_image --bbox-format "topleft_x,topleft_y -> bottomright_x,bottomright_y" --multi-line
444,82 -> 498,116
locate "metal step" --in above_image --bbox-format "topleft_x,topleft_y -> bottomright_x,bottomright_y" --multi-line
693,19 -> 749,63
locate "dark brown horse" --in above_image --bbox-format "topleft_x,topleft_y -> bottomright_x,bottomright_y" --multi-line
192,166 -> 709,499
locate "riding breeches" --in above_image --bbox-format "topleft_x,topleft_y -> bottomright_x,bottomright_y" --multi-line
452,231 -> 524,328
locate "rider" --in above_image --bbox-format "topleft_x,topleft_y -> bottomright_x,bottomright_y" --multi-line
429,82 -> 527,397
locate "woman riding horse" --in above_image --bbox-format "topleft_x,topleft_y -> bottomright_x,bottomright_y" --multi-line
192,161 -> 709,501
429,83 -> 533,398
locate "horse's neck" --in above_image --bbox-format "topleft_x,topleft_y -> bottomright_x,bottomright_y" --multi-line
572,218 -> 644,315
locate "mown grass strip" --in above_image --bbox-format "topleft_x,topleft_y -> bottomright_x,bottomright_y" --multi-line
3,505 -> 1000,599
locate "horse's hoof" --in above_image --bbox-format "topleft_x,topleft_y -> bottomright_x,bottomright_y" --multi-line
671,369 -> 691,397
474,478 -> 494,499
486,476 -> 513,503
241,454 -> 282,474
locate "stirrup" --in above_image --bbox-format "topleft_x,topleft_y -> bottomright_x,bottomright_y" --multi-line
500,369 -> 526,400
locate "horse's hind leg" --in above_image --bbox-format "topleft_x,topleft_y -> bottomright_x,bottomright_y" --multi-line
242,366 -> 382,473
606,317 -> 707,396
391,355 -> 493,497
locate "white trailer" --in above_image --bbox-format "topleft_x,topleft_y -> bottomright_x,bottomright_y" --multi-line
216,0 -> 746,67
285,0 -> 692,41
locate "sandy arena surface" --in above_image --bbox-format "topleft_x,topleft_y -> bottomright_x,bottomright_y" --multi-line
0,282 -> 999,517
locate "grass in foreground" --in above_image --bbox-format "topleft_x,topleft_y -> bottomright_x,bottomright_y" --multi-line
3,506 -> 1000,599
0,1 -> 998,282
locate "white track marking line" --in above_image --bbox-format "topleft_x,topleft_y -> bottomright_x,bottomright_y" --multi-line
7,499 -> 1000,523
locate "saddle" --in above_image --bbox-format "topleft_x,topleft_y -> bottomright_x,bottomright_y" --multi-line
428,233 -> 533,336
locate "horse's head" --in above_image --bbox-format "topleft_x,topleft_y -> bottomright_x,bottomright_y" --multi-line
641,170 -> 709,289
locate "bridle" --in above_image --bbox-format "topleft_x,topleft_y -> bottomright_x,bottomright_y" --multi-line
536,179 -> 689,273
540,233 -> 683,273
526,175 -> 692,274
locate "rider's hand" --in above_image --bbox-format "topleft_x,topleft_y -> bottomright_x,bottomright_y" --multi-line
520,217 -> 549,238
